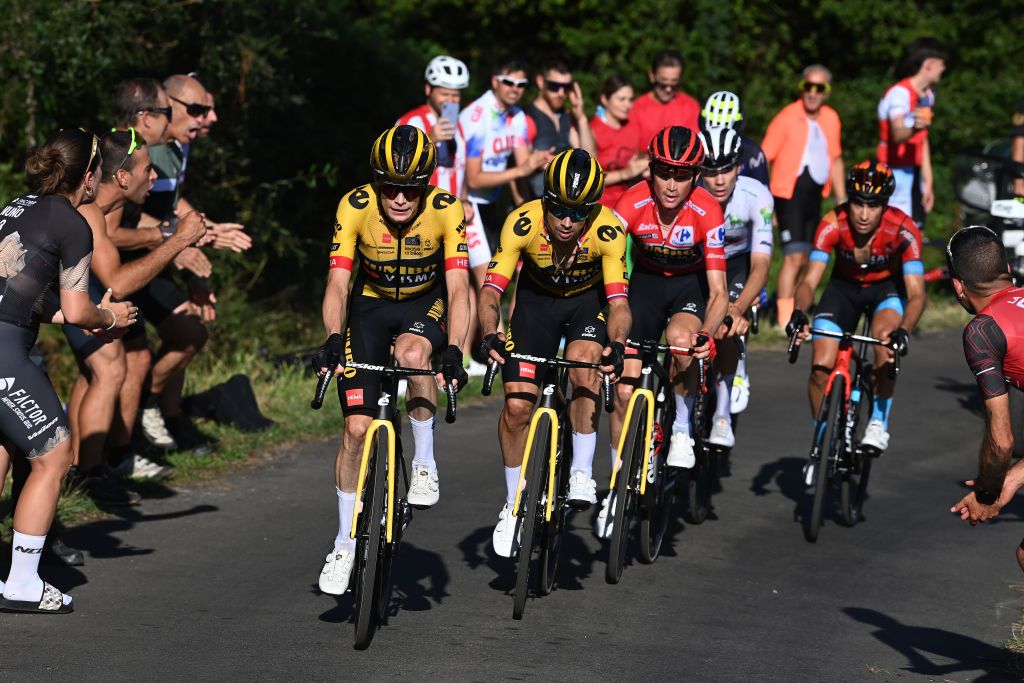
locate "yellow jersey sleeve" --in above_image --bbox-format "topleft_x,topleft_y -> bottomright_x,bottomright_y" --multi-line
594,206 -> 629,300
329,186 -> 373,271
428,190 -> 469,272
483,205 -> 536,293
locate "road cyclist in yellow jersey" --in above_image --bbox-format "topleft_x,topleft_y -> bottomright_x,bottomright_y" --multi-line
478,148 -> 631,558
312,125 -> 471,596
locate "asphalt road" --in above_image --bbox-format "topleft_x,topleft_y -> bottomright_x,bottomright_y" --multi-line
3,330 -> 1024,681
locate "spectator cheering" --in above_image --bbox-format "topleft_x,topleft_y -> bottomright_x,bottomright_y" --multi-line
877,38 -> 947,226
591,75 -> 647,208
762,64 -> 845,328
630,50 -> 701,144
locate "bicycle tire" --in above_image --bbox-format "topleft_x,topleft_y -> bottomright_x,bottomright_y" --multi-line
354,429 -> 388,650
539,421 -> 570,596
513,413 -> 550,620
685,388 -> 713,524
640,396 -> 674,563
607,399 -> 646,583
840,388 -> 871,527
807,375 -> 844,543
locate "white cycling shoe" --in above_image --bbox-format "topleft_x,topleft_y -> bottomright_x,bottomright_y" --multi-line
567,471 -> 597,508
593,493 -> 617,540
141,407 -> 177,450
708,418 -> 735,449
860,419 -> 890,454
492,503 -> 521,558
319,547 -> 355,595
666,432 -> 696,468
730,374 -> 751,413
407,467 -> 439,508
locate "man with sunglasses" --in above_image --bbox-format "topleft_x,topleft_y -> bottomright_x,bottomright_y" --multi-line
877,38 -> 947,227
762,64 -> 845,330
947,227 -> 1024,566
788,161 -> 925,463
479,149 -> 630,556
599,128 -> 726,537
460,58 -> 554,287
630,50 -> 701,147
314,125 -> 470,594
521,58 -> 597,200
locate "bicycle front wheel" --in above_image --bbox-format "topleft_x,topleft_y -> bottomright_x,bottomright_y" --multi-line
539,422 -> 570,596
354,429 -> 388,649
607,399 -> 646,583
807,375 -> 844,543
513,413 -> 551,620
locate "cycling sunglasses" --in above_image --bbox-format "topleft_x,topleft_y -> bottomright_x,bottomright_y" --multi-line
61,127 -> 99,178
544,80 -> 573,93
140,105 -> 173,121
109,127 -> 142,174
650,163 -> 696,181
170,95 -> 212,118
379,183 -> 425,201
545,199 -> 592,222
799,80 -> 831,95
497,77 -> 528,89
945,225 -> 999,281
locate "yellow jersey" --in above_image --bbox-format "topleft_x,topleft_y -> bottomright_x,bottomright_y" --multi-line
329,184 -> 468,300
483,199 -> 629,300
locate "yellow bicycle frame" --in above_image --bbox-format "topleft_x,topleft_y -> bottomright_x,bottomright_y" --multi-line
609,388 -> 655,495
350,418 -> 397,543
512,407 -> 559,522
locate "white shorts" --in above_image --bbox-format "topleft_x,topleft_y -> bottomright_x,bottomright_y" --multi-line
466,199 -> 492,269
889,166 -> 915,218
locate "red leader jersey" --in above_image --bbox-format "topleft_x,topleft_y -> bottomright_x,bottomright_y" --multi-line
810,205 -> 924,286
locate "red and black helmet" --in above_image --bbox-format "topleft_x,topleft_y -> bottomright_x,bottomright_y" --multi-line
846,159 -> 896,205
648,126 -> 705,169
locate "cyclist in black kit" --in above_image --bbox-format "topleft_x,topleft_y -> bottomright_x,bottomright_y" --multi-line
0,129 -> 137,614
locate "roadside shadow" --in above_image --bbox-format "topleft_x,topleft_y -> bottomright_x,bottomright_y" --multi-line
385,542 -> 450,613
550,513 -> 597,591
457,526 -> 513,593
317,588 -> 353,624
751,456 -> 809,517
843,607 -> 1020,680
933,376 -> 983,417
62,504 -> 219,559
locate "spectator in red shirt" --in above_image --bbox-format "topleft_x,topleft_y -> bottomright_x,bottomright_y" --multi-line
630,50 -> 701,144
590,75 -> 649,208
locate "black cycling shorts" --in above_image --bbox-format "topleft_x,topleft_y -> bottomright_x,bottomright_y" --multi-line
627,266 -> 708,346
726,253 -> 750,303
134,273 -> 188,329
62,275 -> 106,361
0,324 -> 70,459
776,168 -> 824,255
337,289 -> 448,414
813,277 -> 904,335
502,282 -> 608,387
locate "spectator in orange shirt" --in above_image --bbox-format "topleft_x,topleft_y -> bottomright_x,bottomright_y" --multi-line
762,64 -> 845,328
630,50 -> 700,145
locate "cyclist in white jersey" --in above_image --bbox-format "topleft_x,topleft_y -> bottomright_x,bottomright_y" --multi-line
699,128 -> 774,447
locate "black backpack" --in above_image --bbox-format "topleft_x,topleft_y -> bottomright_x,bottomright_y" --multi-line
182,374 -> 275,432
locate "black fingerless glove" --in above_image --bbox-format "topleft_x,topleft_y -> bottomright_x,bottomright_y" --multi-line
480,332 -> 507,361
311,333 -> 344,374
601,341 -> 626,377
786,309 -> 809,338
890,327 -> 910,357
442,344 -> 469,391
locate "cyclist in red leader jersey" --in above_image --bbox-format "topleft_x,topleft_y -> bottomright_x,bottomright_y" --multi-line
607,126 -> 727,499
789,161 -> 926,458
948,228 -> 1024,569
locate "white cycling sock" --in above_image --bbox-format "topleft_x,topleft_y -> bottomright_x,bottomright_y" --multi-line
4,530 -> 45,602
334,488 -> 357,552
504,466 -> 521,509
610,446 -> 618,472
715,376 -> 734,420
570,431 -> 597,478
672,393 -> 694,434
410,416 -> 436,470
737,356 -> 747,380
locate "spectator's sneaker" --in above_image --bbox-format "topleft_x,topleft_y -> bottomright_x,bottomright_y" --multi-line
708,418 -> 736,449
407,467 -> 439,508
567,471 -> 597,509
141,407 -> 178,450
859,419 -> 890,455
165,416 -> 216,456
85,471 -> 142,506
492,503 -> 521,558
666,432 -> 696,468
114,454 -> 171,480
42,535 -> 84,567
592,493 -> 617,540
730,374 -> 751,413
319,548 -> 355,595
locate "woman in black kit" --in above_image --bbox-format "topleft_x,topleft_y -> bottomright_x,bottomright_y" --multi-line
0,128 -> 137,613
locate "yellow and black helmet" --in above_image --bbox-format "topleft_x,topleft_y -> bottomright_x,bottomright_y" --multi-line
369,125 -> 437,186
543,149 -> 605,207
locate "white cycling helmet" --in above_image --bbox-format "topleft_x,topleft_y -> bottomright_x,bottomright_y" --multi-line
700,90 -> 744,131
698,127 -> 742,171
425,56 -> 469,89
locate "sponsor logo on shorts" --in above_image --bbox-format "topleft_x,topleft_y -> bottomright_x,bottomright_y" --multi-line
0,377 -> 14,391
519,362 -> 536,380
681,303 -> 698,313
1,387 -> 52,433
345,389 -> 364,406
582,325 -> 597,338
411,320 -> 426,332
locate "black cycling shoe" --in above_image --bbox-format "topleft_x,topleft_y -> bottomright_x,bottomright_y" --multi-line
84,470 -> 142,507
42,535 -> 85,567
165,416 -> 217,456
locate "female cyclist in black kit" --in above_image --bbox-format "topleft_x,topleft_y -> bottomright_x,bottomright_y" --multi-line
0,129 -> 137,613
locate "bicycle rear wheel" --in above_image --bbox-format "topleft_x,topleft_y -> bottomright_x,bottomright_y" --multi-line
539,422 -> 570,595
513,413 -> 551,620
354,429 -> 388,650
640,398 -> 673,563
607,399 -> 646,583
807,375 -> 844,543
